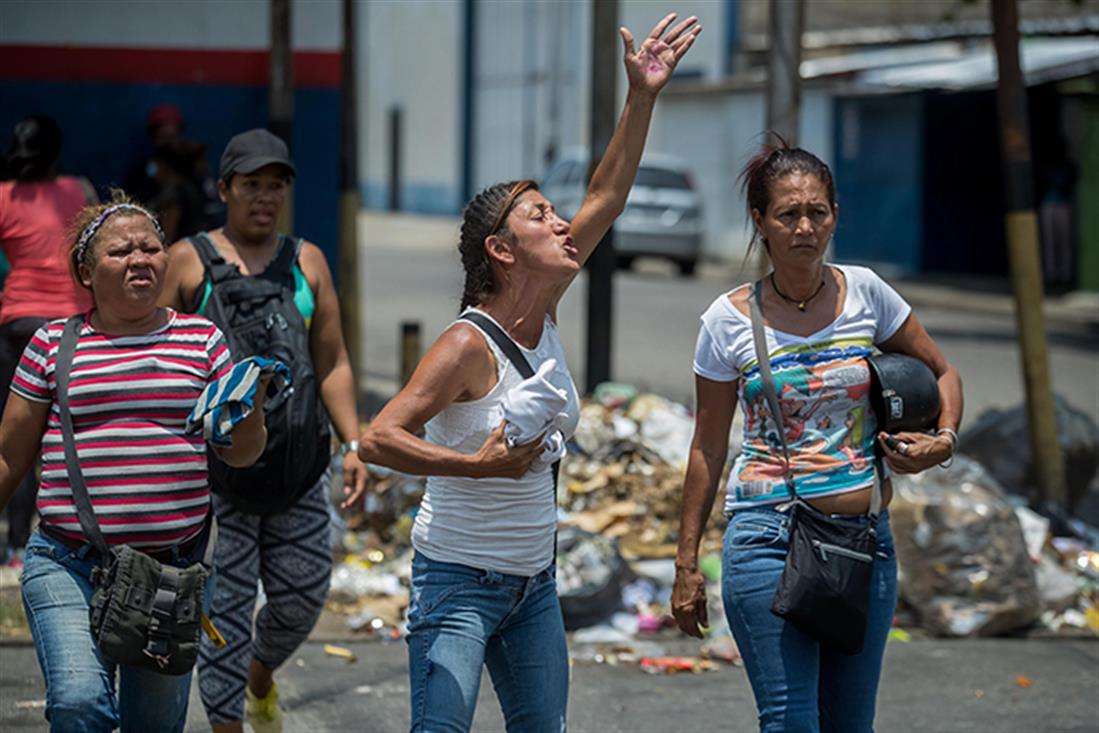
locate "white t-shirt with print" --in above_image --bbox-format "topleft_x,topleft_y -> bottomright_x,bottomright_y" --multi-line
693,264 -> 911,513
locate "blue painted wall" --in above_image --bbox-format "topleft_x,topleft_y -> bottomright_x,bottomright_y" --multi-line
831,94 -> 924,274
0,81 -> 340,279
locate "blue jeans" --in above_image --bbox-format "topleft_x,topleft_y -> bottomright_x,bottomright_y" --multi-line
722,506 -> 898,733
406,552 -> 568,733
20,530 -> 208,733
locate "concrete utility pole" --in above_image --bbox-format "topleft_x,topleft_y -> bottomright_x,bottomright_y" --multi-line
758,0 -> 804,274
270,0 -> 294,232
584,0 -> 618,394
765,0 -> 804,146
990,0 -> 1068,505
339,0 -> 363,390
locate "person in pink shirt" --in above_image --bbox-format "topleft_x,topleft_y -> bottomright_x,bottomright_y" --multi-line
0,115 -> 95,566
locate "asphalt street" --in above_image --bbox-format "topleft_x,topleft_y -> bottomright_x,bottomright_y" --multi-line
1,214 -> 1096,731
355,213 -> 1099,431
1,636 -> 1097,731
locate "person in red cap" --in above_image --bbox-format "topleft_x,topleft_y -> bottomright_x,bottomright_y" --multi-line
125,104 -> 221,238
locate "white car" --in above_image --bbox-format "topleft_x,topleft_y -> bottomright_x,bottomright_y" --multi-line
540,151 -> 704,276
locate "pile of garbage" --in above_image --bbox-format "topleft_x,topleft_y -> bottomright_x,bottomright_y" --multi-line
325,390 -> 1099,659
558,388 -> 730,561
890,395 -> 1099,638
325,389 -> 743,671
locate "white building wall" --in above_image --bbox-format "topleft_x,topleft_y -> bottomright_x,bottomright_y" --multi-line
359,0 -> 460,212
0,0 -> 340,49
651,87 -> 834,260
469,0 -> 730,191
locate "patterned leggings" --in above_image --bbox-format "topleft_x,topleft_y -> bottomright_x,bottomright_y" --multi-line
198,471 -> 333,725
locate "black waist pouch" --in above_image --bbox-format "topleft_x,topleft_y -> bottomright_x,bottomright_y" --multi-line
770,500 -> 876,655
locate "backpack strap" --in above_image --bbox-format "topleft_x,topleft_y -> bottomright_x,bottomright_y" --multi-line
263,235 -> 303,284
189,232 -> 236,286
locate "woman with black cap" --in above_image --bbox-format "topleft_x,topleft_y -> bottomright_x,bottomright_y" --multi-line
160,128 -> 367,733
0,114 -> 96,567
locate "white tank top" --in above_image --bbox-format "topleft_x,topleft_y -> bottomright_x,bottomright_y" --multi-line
412,308 -> 580,576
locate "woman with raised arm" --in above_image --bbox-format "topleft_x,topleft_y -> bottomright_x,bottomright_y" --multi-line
672,140 -> 963,732
359,13 -> 700,733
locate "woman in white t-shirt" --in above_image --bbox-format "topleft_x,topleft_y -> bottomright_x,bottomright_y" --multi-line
359,14 -> 700,733
673,141 -> 963,732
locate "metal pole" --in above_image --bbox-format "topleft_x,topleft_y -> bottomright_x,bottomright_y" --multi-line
758,0 -> 803,274
388,106 -> 402,211
400,321 -> 422,387
584,0 -> 618,394
990,0 -> 1068,506
339,0 -> 363,397
765,0 -> 804,145
461,0 -> 477,204
270,0 -> 294,232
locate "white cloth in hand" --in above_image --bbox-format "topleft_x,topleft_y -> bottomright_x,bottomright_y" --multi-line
502,359 -> 569,472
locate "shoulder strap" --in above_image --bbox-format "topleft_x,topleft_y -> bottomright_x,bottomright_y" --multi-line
459,311 -> 535,379
263,234 -> 301,281
189,232 -> 228,273
747,282 -> 798,500
55,315 -> 111,558
748,281 -> 881,518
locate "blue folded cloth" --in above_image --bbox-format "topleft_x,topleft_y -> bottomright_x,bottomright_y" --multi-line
186,356 -> 292,446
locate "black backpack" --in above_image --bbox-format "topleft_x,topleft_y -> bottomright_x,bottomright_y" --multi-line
189,232 -> 331,515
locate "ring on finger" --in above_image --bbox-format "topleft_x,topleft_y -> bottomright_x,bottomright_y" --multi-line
896,442 -> 909,455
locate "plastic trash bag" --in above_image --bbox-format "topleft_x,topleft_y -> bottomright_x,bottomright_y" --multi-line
556,527 -> 631,630
890,454 -> 1041,637
960,395 -> 1099,511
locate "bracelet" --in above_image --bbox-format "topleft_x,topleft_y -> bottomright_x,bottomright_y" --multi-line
340,439 -> 360,457
936,428 -> 959,451
936,428 -> 958,469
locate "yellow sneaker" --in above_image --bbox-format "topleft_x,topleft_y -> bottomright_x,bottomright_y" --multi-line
245,680 -> 283,733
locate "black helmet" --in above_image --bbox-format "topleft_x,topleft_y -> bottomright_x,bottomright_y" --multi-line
866,353 -> 940,433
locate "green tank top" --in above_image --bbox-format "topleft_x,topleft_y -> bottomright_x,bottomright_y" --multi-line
194,246 -> 315,329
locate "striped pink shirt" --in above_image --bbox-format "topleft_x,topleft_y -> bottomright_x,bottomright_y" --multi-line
11,309 -> 231,551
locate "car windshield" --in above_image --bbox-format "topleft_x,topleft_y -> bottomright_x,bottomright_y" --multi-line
635,167 -> 690,190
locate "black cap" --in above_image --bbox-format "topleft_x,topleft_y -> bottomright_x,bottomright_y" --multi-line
218,129 -> 295,180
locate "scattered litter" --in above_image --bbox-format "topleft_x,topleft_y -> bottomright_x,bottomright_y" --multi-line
323,644 -> 357,663
888,628 -> 912,643
700,635 -> 742,665
1014,675 -> 1034,689
639,656 -> 719,674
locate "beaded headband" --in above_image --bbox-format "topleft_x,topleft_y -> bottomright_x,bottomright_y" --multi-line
75,203 -> 165,263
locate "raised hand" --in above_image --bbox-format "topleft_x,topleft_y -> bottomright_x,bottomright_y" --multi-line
620,13 -> 702,97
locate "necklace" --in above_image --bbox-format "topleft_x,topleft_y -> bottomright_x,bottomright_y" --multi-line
770,272 -> 826,312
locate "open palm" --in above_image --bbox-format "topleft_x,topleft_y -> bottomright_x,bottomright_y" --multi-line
620,13 -> 702,96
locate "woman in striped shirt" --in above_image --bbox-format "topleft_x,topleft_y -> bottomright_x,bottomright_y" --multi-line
0,192 -> 268,733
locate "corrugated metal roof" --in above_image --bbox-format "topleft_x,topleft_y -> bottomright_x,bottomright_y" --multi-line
855,37 -> 1099,91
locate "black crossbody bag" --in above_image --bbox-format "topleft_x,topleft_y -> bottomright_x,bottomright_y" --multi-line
55,315 -> 216,675
747,282 -> 880,656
